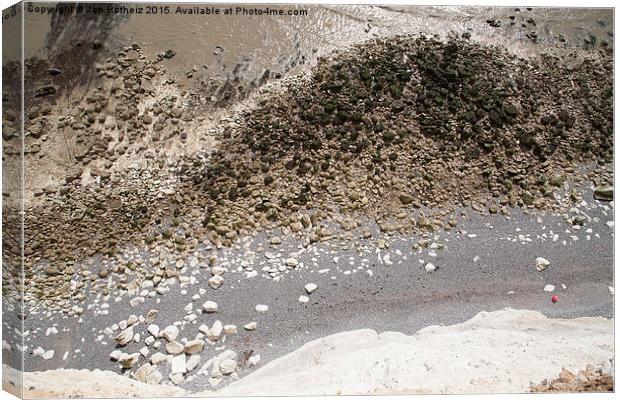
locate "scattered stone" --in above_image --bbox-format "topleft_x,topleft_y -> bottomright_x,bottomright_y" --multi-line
285,257 -> 299,267
186,354 -> 201,371
163,49 -> 177,59
223,325 -> 237,335
147,324 -> 160,338
255,304 -> 269,314
304,283 -> 318,294
134,363 -> 155,383
244,322 -> 257,331
129,297 -> 145,307
536,257 -> 551,272
127,314 -> 139,326
119,353 -> 140,369
160,325 -> 179,342
206,320 -> 223,341
166,341 -> 185,355
114,326 -> 134,346
248,354 -> 261,367
531,365 -> 613,392
220,359 -> 237,375
290,221 -> 304,232
184,339 -> 205,354
109,350 -> 123,361
208,377 -> 222,388
146,370 -> 163,385
424,263 -> 436,272
202,301 -> 218,313
35,85 -> 57,97
150,352 -> 168,365
594,186 -> 613,201
146,309 -> 158,324
171,354 -> 187,375
298,295 -> 309,303
208,275 -> 224,289
42,349 -> 55,360
212,266 -> 227,276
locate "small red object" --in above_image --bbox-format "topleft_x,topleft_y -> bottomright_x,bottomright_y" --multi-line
551,295 -> 558,303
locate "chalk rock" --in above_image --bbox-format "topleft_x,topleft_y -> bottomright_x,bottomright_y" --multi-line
109,350 -> 122,361
244,322 -> 257,331
150,352 -> 168,365
223,325 -> 237,335
220,359 -> 237,375
206,320 -> 223,341
160,325 -> 179,342
166,341 -> 184,355
304,283 -> 318,294
536,257 -> 551,272
114,326 -> 134,346
186,354 -> 201,371
171,354 -> 187,375
202,301 -> 218,313
184,339 -> 205,354
147,324 -> 160,338
208,275 -> 224,289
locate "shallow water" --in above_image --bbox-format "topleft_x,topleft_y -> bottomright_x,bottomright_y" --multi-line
118,5 -> 613,83
17,4 -> 614,86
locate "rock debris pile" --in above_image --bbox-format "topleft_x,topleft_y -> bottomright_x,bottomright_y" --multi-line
530,364 -> 614,392
105,310 -> 256,388
2,36 -> 613,312
180,36 -> 612,244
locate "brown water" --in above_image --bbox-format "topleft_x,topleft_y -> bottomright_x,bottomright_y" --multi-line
16,4 -> 614,86
117,5 -> 614,84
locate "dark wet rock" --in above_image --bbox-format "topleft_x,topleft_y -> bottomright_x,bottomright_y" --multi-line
594,186 -> 613,201
486,19 -> 501,28
35,85 -> 57,97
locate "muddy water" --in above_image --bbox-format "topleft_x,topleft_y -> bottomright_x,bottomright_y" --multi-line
117,5 -> 613,83
19,5 -> 613,86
